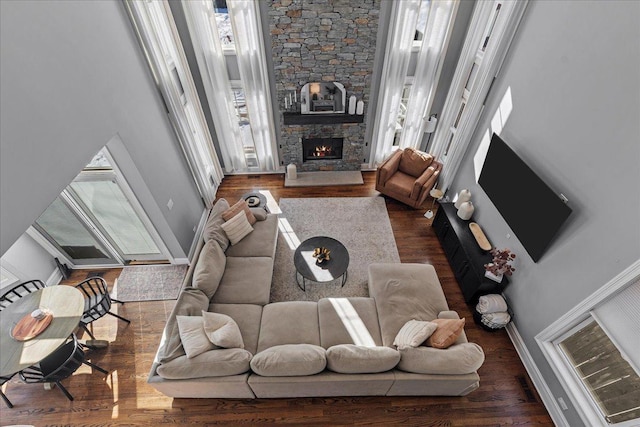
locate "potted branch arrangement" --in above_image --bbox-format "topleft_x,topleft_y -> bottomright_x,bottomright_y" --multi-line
484,248 -> 516,283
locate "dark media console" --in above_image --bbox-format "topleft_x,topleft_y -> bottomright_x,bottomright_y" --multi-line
433,203 -> 508,304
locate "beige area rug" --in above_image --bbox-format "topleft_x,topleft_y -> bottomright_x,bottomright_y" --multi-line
114,264 -> 188,302
271,197 -> 400,302
284,170 -> 364,187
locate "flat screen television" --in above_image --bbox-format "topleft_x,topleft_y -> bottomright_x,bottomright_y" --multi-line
478,133 -> 572,262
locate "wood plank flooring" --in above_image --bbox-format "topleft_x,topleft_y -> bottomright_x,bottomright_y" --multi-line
0,172 -> 553,426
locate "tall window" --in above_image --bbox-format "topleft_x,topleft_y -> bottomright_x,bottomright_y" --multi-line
183,0 -> 278,173
124,0 -> 224,205
538,262 -> 640,427
370,0 -> 458,165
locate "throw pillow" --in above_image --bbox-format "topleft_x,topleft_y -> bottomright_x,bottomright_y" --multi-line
222,199 -> 257,225
326,344 -> 400,374
202,311 -> 245,349
426,318 -> 466,349
249,207 -> 267,221
250,344 -> 326,377
220,211 -> 254,245
176,315 -> 218,359
393,319 -> 438,350
192,240 -> 226,299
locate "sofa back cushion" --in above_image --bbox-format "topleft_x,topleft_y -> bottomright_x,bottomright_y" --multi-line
158,287 -> 210,364
192,240 -> 226,300
257,301 -> 321,352
250,344 -> 326,377
326,344 -> 400,374
398,148 -> 433,177
318,297 -> 383,348
204,198 -> 231,251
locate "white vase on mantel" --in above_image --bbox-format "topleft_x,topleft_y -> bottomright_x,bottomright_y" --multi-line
454,189 -> 471,209
457,201 -> 474,220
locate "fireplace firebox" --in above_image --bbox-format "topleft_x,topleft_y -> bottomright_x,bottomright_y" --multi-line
302,137 -> 344,162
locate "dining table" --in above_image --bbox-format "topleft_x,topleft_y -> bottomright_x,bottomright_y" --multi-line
0,285 -> 84,377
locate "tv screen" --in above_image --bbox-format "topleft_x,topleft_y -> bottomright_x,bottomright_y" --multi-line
478,133 -> 572,262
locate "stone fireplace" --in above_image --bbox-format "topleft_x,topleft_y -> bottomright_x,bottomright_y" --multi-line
269,0 -> 380,172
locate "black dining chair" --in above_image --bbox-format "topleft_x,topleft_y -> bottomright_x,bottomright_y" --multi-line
75,277 -> 130,339
0,374 -> 15,408
0,279 -> 46,311
19,333 -> 108,401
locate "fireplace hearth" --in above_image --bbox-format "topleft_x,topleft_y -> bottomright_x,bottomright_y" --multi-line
302,137 -> 344,162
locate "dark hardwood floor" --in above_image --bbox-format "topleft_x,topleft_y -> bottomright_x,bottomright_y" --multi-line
0,172 -> 553,426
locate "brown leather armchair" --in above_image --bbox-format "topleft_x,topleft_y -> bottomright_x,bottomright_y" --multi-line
375,148 -> 442,209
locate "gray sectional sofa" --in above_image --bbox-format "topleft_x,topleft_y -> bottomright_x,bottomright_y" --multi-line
148,198 -> 485,398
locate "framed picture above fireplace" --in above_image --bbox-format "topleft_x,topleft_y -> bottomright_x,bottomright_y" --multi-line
300,82 -> 346,114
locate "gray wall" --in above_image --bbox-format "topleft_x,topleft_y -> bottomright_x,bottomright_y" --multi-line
1,234 -> 56,289
449,2 -> 640,425
0,0 -> 204,257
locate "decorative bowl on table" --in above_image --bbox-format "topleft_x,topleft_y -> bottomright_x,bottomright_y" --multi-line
312,247 -> 331,264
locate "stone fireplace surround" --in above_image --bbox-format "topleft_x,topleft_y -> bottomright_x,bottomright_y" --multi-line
269,0 -> 380,172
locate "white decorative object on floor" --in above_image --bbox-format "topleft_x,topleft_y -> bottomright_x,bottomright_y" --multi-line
454,189 -> 471,209
457,201 -> 474,220
287,163 -> 297,180
348,95 -> 357,114
356,100 -> 364,115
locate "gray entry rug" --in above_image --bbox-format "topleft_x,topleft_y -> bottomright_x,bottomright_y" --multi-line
271,197 -> 400,302
115,264 -> 188,302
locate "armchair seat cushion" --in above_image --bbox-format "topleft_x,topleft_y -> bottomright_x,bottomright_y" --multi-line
383,171 -> 415,197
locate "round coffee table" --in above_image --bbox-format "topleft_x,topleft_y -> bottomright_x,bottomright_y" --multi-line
240,192 -> 268,211
293,236 -> 349,291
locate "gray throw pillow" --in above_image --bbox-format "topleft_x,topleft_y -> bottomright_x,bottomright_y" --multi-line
202,311 -> 244,349
176,315 -> 217,358
393,319 -> 438,350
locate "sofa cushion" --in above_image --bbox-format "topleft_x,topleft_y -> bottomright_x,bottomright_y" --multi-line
318,297 -> 383,348
157,348 -> 253,379
326,344 -> 400,374
158,287 -> 210,364
368,263 -> 449,347
426,318 -> 466,349
221,211 -> 254,245
222,199 -> 257,225
203,311 -> 244,349
211,257 -> 273,305
192,240 -> 226,299
208,303 -> 263,355
224,214 -> 278,258
250,344 -> 326,377
398,148 -> 433,177
204,198 -> 231,251
257,301 -> 320,352
393,320 -> 438,350
176,315 -> 217,358
397,343 -> 485,375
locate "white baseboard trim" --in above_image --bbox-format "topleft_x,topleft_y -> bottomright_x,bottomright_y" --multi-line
188,208 -> 209,263
173,258 -> 189,265
46,267 -> 63,286
506,322 -> 569,427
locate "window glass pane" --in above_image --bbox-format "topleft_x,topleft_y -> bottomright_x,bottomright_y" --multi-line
414,0 -> 431,41
69,181 -> 161,256
560,320 -> 640,424
231,87 -> 259,169
214,0 -> 233,46
35,198 -> 113,261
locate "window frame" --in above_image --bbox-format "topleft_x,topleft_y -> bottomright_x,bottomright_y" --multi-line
536,259 -> 640,427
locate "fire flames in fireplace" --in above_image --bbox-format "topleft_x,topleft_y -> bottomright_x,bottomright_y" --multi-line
302,137 -> 344,162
